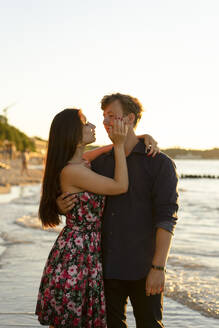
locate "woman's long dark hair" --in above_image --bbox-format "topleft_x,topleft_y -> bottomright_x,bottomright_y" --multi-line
39,108 -> 83,227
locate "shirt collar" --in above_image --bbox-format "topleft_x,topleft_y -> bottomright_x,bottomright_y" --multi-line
131,138 -> 146,154
109,138 -> 146,157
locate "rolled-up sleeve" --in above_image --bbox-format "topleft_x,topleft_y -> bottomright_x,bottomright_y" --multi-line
152,155 -> 179,234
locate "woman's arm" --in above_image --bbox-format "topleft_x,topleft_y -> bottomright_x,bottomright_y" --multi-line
61,145 -> 127,195
83,144 -> 113,162
138,134 -> 160,157
83,134 -> 160,162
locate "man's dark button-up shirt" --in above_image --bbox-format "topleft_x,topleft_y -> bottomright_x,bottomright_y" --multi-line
91,139 -> 179,280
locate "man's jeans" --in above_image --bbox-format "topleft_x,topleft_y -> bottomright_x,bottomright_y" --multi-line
104,278 -> 164,328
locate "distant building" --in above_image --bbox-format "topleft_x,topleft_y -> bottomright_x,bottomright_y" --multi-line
30,138 -> 47,158
0,140 -> 16,160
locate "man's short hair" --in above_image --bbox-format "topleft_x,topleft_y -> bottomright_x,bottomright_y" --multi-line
101,93 -> 144,127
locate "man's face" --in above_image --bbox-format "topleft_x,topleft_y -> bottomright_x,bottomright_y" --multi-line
102,100 -> 125,134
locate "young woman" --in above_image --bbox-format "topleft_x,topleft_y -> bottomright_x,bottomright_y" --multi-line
35,108 -> 129,327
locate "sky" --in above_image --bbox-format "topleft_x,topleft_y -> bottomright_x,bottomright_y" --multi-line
0,0 -> 219,149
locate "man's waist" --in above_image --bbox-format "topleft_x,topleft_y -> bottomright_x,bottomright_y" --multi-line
102,241 -> 155,257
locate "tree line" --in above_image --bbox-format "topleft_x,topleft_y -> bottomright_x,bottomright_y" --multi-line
0,115 -> 35,151
163,147 -> 219,159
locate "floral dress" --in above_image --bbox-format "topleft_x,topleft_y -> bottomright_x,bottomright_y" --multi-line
35,191 -> 107,327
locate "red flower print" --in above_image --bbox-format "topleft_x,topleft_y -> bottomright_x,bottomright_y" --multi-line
60,270 -> 69,279
91,268 -> 97,278
54,316 -> 59,325
45,265 -> 53,274
58,238 -> 65,249
76,306 -> 82,316
44,288 -> 50,299
75,236 -> 83,248
67,301 -> 76,311
62,295 -> 68,305
67,265 -> 77,276
77,271 -> 83,280
73,318 -> 80,326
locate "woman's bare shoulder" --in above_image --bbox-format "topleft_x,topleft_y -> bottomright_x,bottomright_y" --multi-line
60,163 -> 88,178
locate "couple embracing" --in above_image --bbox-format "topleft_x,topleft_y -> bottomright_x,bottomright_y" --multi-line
35,93 -> 179,328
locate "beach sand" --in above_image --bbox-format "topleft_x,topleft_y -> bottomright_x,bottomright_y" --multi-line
0,159 -> 43,194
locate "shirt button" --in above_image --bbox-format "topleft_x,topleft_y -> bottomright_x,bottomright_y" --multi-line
109,231 -> 113,235
112,212 -> 115,216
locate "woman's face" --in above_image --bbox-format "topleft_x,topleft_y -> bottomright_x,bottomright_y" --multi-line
80,113 -> 96,145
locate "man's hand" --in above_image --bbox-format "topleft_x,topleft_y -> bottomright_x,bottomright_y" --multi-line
143,134 -> 160,157
56,192 -> 77,215
145,268 -> 165,296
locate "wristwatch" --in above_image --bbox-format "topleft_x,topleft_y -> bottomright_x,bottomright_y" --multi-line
151,264 -> 167,272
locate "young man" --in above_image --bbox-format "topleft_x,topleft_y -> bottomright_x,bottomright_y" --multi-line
58,93 -> 179,327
